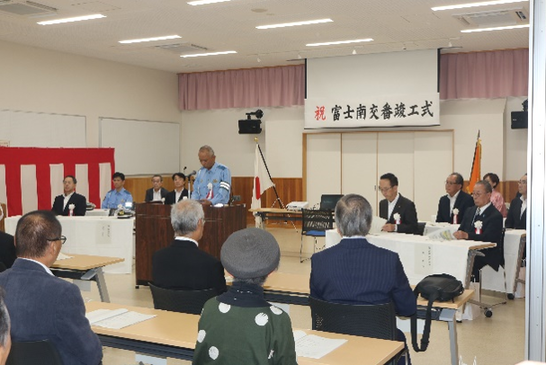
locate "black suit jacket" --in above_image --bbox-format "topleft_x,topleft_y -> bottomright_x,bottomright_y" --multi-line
51,192 -> 87,216
152,238 -> 226,294
458,204 -> 504,270
505,196 -> 526,229
436,190 -> 475,224
145,187 -> 169,202
0,231 -> 16,270
379,194 -> 419,234
164,189 -> 189,205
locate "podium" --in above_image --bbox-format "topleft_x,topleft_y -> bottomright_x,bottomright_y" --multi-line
135,203 -> 247,286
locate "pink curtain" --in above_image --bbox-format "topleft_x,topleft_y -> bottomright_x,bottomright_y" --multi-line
440,48 -> 528,100
178,65 -> 305,110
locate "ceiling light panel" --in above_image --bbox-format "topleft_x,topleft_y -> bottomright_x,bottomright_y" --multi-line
256,19 -> 333,30
461,23 -> 529,32
37,14 -> 105,25
306,38 -> 374,47
119,35 -> 182,44
187,0 -> 230,6
181,51 -> 237,58
432,0 -> 528,11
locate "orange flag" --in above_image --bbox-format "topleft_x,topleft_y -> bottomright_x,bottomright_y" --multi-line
466,131 -> 481,194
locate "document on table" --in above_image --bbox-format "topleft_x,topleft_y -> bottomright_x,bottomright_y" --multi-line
426,228 -> 455,241
293,330 -> 347,359
86,308 -> 156,329
57,252 -> 73,260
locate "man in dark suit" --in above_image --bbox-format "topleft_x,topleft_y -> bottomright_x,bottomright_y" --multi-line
152,199 -> 226,294
0,211 -> 102,365
144,174 -> 169,202
436,172 -> 474,224
164,172 -> 189,205
506,173 -> 527,229
0,232 -> 16,271
51,175 -> 87,216
378,173 -> 419,234
454,180 -> 504,281
310,194 -> 416,365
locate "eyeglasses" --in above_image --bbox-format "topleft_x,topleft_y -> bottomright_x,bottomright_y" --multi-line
518,180 -> 527,185
379,187 -> 392,193
47,235 -> 67,245
445,181 -> 459,185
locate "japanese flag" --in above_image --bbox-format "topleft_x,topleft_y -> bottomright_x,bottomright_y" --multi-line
251,145 -> 274,210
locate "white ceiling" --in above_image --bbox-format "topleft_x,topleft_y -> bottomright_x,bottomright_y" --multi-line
0,0 -> 530,74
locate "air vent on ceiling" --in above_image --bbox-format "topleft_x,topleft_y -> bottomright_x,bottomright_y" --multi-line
454,8 -> 528,27
0,0 -> 56,16
154,43 -> 208,55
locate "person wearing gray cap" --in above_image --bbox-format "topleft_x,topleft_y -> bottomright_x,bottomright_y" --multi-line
192,228 -> 297,365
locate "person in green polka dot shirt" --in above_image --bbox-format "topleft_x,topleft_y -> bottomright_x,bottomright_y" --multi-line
192,228 -> 297,365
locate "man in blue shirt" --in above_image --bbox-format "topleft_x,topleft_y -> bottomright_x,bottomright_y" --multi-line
191,145 -> 231,205
101,172 -> 133,209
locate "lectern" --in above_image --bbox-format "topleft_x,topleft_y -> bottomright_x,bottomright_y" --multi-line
135,203 -> 246,286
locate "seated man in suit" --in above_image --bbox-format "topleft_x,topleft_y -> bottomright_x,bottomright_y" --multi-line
51,175 -> 87,216
0,211 -> 102,365
152,199 -> 226,294
506,173 -> 527,229
454,180 -> 504,281
0,232 -> 16,271
101,171 -> 133,209
0,290 -> 10,365
144,174 -> 169,202
164,172 -> 189,205
310,194 -> 416,365
436,172 -> 474,224
379,173 -> 419,234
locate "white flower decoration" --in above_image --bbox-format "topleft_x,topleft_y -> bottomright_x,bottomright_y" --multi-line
452,208 -> 459,215
68,204 -> 75,210
207,182 -> 213,190
474,220 -> 483,229
161,197 -> 165,203
393,213 -> 401,222
197,329 -> 206,343
117,204 -> 123,210
255,313 -> 269,326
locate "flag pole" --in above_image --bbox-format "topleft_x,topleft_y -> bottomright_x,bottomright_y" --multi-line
255,138 -> 285,209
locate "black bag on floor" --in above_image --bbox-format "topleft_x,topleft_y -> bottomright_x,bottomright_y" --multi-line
411,273 -> 464,352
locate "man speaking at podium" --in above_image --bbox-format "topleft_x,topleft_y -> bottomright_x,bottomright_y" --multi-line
191,145 -> 231,206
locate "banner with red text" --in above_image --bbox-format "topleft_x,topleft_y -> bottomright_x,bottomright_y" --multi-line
305,93 -> 440,129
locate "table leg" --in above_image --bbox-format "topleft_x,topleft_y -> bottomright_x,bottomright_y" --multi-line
439,308 -> 459,365
94,267 -> 111,303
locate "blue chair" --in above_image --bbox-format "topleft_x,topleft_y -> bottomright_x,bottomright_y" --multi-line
300,209 -> 334,262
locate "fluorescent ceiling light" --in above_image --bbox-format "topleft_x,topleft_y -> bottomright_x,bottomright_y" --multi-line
37,14 -> 105,25
461,23 -> 529,32
119,35 -> 181,44
256,18 -> 333,30
432,0 -> 527,11
187,0 -> 230,5
306,38 -> 374,47
181,51 -> 237,58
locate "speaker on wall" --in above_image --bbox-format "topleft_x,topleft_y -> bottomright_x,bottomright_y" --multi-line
238,119 -> 262,134
511,111 -> 528,129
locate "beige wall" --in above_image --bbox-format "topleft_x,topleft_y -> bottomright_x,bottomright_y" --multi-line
0,39 -> 527,182
0,39 -> 180,148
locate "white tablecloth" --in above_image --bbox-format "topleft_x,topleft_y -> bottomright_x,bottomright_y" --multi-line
325,230 -> 486,286
5,216 -> 134,274
423,222 -> 525,296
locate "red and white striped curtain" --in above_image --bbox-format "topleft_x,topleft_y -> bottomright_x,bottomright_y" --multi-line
0,147 -> 114,216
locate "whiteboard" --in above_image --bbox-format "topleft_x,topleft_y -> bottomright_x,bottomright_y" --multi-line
100,118 -> 180,175
0,109 -> 86,147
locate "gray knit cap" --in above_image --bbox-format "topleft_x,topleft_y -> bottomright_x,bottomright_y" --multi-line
221,228 -> 280,279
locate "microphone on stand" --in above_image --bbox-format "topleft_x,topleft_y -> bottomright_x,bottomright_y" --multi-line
187,170 -> 197,177
183,166 -> 187,173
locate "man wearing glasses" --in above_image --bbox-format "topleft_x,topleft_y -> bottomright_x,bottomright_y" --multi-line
454,180 -> 504,281
505,173 -> 527,229
378,173 -> 419,234
152,199 -> 226,294
0,211 -> 102,365
435,172 -> 475,224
